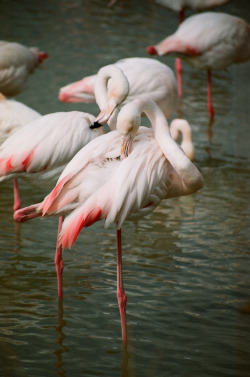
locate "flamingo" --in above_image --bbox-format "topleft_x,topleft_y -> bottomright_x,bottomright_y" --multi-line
0,93 -> 41,145
155,0 -> 232,97
0,64 -> 130,297
170,118 -> 195,161
14,97 -> 204,341
146,12 -> 250,119
155,0 -> 232,19
0,41 -> 48,97
58,57 -> 178,122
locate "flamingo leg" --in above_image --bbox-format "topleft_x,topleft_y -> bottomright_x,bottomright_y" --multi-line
207,70 -> 215,119
175,9 -> 184,98
13,178 -> 21,212
116,226 -> 127,341
55,215 -> 64,297
175,58 -> 182,98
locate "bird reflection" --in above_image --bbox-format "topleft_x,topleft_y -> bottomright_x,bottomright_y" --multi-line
54,298 -> 68,377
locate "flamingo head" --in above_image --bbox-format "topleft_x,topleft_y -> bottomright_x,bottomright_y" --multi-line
146,46 -> 159,55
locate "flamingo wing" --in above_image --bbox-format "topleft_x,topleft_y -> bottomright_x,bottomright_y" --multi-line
0,111 -> 101,178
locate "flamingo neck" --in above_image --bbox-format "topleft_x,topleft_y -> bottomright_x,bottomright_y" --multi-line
94,65 -> 130,111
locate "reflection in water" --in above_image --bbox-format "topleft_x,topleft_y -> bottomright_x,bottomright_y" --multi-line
121,341 -> 129,377
54,298 -> 67,377
0,0 -> 250,376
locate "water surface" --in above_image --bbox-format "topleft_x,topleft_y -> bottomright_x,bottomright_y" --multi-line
0,0 -> 250,376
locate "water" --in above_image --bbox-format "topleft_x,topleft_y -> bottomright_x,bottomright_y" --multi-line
0,0 -> 250,376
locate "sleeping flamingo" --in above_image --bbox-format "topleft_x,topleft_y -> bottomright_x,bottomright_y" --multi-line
155,0 -> 232,97
0,93 -> 41,145
147,12 -> 250,119
58,57 -> 178,121
0,41 -> 48,97
0,64 -> 130,297
14,97 -> 204,341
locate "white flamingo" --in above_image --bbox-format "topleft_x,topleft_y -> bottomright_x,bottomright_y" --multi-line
14,97 -> 204,341
0,40 -> 48,97
1,64 -> 130,296
155,0 -> 232,19
155,0 -> 232,97
147,12 -> 250,118
58,57 -> 177,122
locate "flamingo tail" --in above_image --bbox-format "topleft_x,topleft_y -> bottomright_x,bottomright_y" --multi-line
59,205 -> 102,249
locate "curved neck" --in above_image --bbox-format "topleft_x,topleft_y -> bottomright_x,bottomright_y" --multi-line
136,98 -> 171,142
94,65 -> 130,110
170,119 -> 193,144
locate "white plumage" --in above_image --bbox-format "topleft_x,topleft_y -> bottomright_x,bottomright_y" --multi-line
147,12 -> 250,117
15,97 -> 203,249
0,94 -> 41,145
0,40 -> 48,97
59,57 -> 178,120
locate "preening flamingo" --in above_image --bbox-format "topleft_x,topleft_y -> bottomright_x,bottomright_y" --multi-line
59,57 -> 177,122
147,12 -> 250,119
0,93 -> 41,145
0,41 -> 48,97
0,64 -> 129,210
1,64 -> 130,297
14,97 -> 204,341
170,118 -> 195,161
155,0 -> 232,97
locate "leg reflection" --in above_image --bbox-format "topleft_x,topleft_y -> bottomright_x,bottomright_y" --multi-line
54,297 -> 68,377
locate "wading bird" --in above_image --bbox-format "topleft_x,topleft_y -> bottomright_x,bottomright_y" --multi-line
59,57 -> 177,123
0,40 -> 48,97
147,12 -> 250,119
1,64 -> 130,296
14,97 -> 204,341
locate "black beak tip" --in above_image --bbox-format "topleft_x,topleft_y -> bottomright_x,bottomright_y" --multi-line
90,121 -> 102,129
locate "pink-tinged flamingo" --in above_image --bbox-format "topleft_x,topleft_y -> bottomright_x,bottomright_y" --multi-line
155,1 -> 232,96
1,64 -> 130,297
0,41 -> 48,97
155,0 -> 232,18
58,57 -> 177,121
14,97 -> 204,341
0,93 -> 41,145
147,12 -> 250,119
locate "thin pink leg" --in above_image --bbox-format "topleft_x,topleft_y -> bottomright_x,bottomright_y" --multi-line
207,70 -> 215,119
13,178 -> 21,212
175,8 -> 184,98
179,9 -> 184,24
116,227 -> 127,341
55,215 -> 64,297
175,58 -> 182,98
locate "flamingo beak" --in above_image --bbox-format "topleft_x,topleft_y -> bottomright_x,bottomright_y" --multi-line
90,121 -> 103,129
91,96 -> 117,127
120,134 -> 133,160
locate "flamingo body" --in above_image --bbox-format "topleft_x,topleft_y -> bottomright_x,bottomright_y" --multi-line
59,57 -> 177,119
147,12 -> 250,117
155,0 -> 232,12
14,98 -> 203,339
15,98 -> 203,248
0,64 -> 131,189
0,41 -> 48,97
0,94 -> 41,144
0,111 -> 103,188
147,12 -> 250,70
